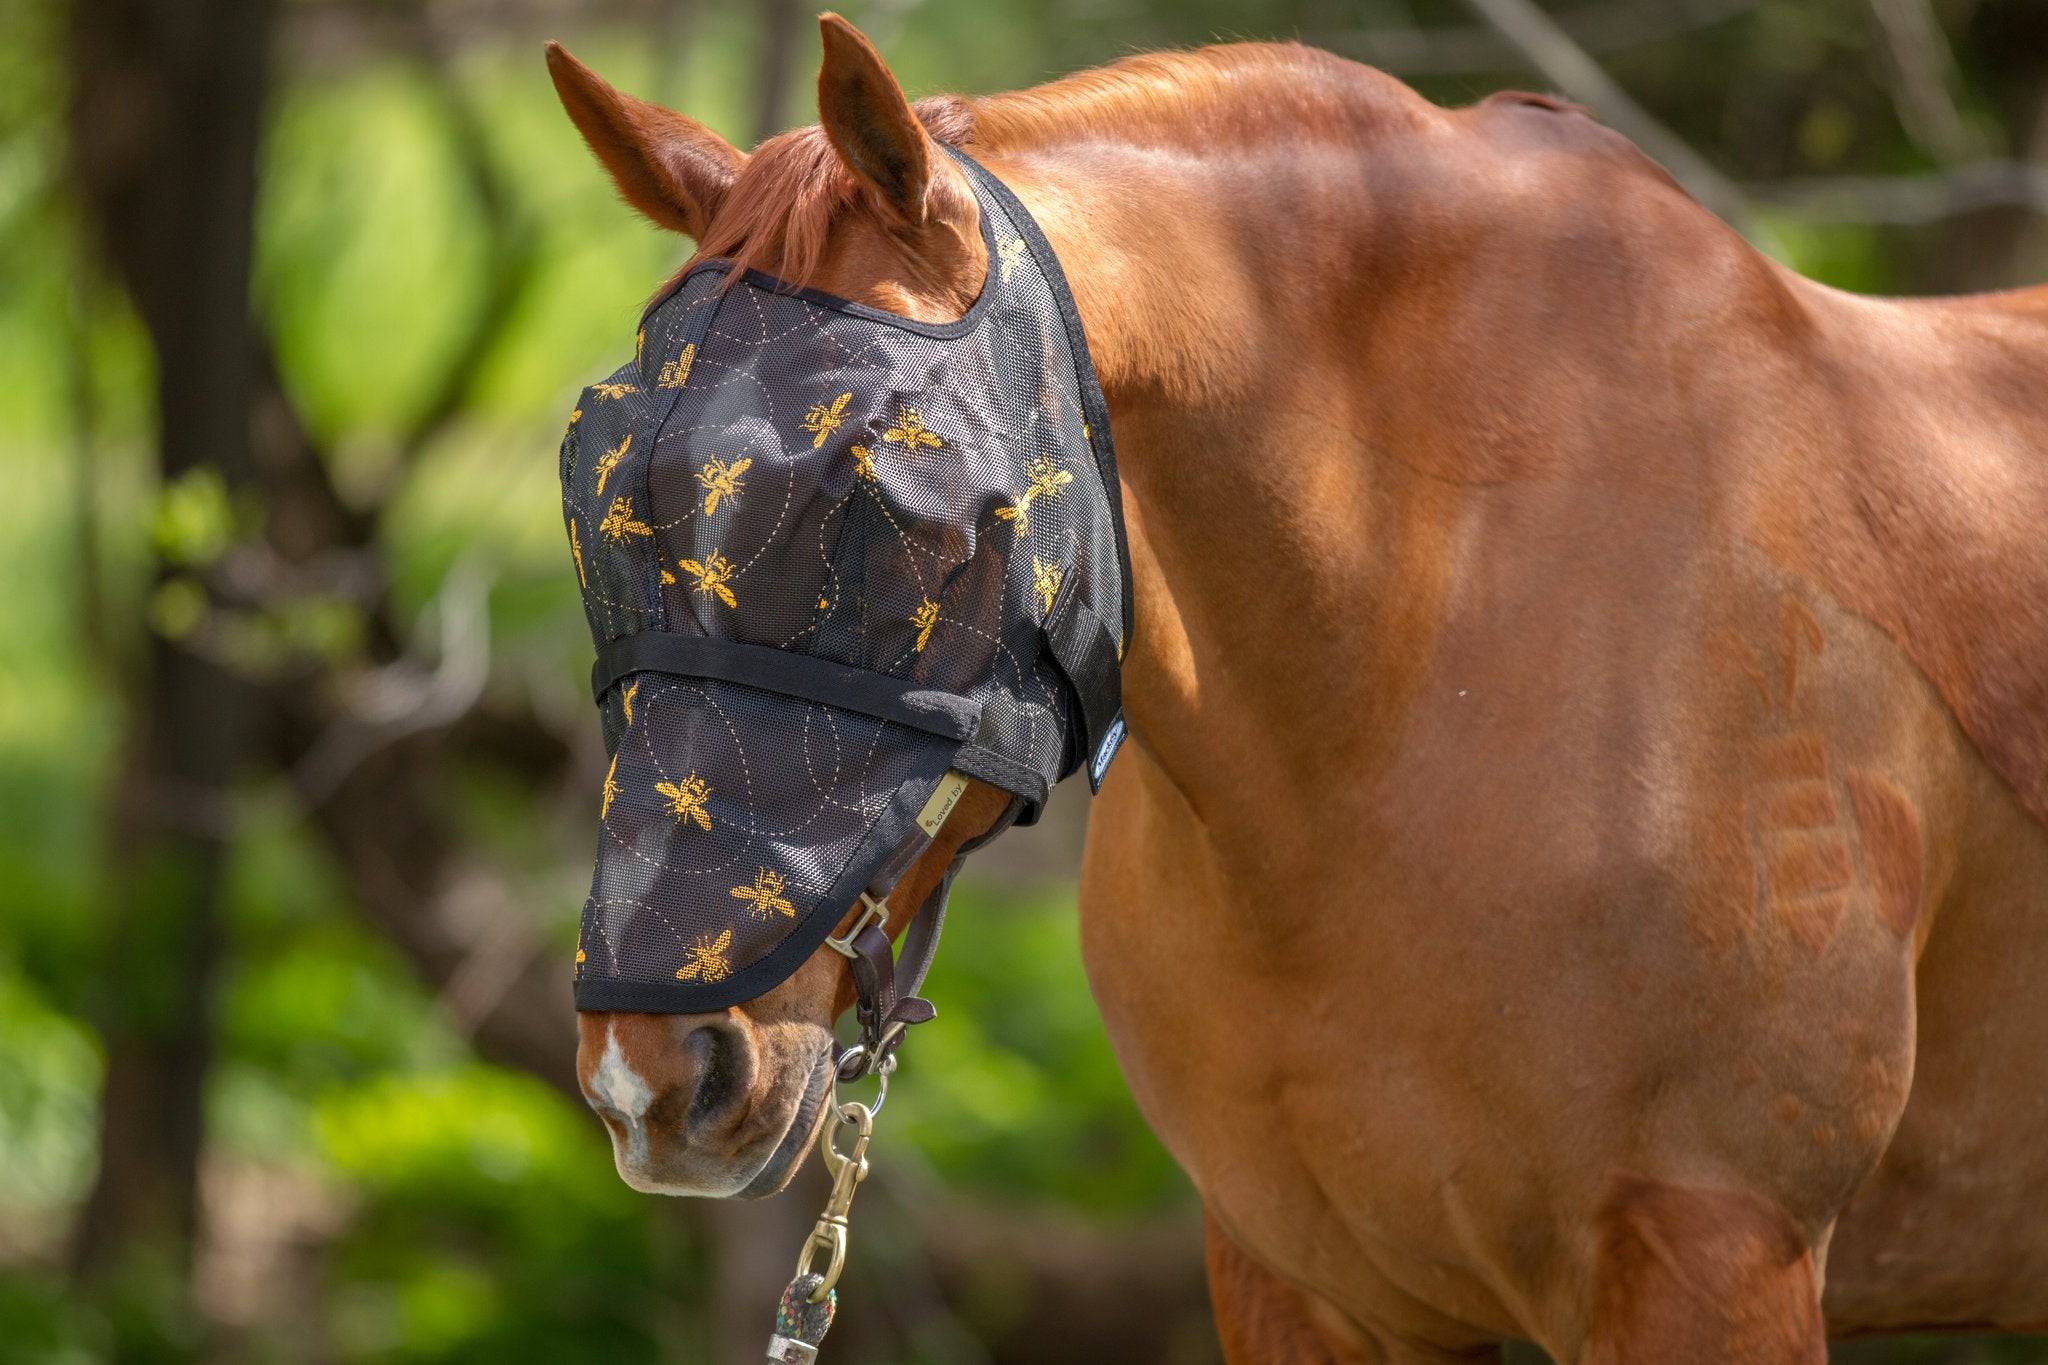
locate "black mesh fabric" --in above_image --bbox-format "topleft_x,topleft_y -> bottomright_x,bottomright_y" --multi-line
560,149 -> 1128,1012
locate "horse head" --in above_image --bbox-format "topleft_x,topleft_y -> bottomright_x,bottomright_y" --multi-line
547,17 -> 1021,1199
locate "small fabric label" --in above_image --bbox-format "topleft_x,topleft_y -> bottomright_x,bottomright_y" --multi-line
1088,713 -> 1127,792
916,770 -> 972,836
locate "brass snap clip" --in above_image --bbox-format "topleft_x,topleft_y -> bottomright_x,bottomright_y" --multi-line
793,1099 -> 876,1302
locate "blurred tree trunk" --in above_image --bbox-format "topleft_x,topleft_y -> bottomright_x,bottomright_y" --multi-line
65,0 -> 273,1349
751,0 -> 802,145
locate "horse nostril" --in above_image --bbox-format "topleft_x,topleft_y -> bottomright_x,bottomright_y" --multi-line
638,1018 -> 752,1135
686,1021 -> 746,1124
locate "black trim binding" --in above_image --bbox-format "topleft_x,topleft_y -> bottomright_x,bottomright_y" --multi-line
949,742 -> 1049,811
574,755 -> 960,1013
946,147 -> 1135,653
592,630 -> 981,742
638,155 -> 1002,340
1039,590 -> 1122,785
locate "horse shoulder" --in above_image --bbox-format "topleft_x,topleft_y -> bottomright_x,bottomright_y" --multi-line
1761,287 -> 2048,835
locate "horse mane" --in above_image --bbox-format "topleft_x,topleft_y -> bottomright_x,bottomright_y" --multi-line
970,42 -> 1422,150
687,43 -> 1420,287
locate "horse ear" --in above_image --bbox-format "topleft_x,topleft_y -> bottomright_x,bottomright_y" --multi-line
545,42 -> 740,240
816,14 -> 936,222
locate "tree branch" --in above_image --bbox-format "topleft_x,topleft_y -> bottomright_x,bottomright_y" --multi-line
1866,0 -> 1988,165
750,0 -> 803,145
288,555 -> 495,806
1748,160 -> 2048,225
1323,0 -> 1757,78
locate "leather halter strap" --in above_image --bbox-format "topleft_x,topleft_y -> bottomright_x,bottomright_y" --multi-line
828,883 -> 940,1083
829,801 -> 1015,1082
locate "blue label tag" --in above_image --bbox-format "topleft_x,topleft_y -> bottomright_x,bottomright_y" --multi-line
1088,713 -> 1127,792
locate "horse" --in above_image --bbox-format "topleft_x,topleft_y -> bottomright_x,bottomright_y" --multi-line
547,15 -> 2048,1360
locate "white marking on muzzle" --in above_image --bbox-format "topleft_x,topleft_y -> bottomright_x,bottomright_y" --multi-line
588,1019 -> 757,1198
593,1021 -> 654,1168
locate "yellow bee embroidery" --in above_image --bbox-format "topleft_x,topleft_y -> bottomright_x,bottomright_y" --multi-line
655,772 -> 712,830
677,551 -> 738,608
658,343 -> 696,390
1032,555 -> 1064,614
993,455 -> 1074,535
884,407 -> 943,451
575,942 -> 585,966
817,596 -> 831,611
592,381 -> 637,400
621,681 -> 638,724
801,392 -> 853,447
593,432 -> 631,494
675,929 -> 734,983
569,407 -> 583,425
911,598 -> 940,652
997,236 -> 1028,282
696,455 -> 751,514
600,496 -> 652,541
730,867 -> 796,919
600,752 -> 620,819
636,327 -> 646,361
569,520 -> 587,587
850,444 -> 877,481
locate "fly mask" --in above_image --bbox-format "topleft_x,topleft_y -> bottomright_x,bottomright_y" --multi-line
560,147 -> 1131,1072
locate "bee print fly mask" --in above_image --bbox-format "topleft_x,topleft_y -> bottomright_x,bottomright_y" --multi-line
560,148 -> 1131,1014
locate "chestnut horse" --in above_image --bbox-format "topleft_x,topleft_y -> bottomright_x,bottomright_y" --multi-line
549,17 -> 2048,1361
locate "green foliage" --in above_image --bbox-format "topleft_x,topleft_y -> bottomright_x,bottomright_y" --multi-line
219,927 -> 455,1098
149,470 -> 238,569
0,971 -> 101,1220
313,1068 -> 679,1363
1767,217 -> 1903,294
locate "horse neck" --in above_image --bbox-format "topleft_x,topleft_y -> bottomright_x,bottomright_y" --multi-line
979,67 -> 1461,828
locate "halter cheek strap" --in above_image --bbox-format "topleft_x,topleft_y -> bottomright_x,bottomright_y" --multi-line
826,892 -> 935,1083
827,799 -> 1019,1082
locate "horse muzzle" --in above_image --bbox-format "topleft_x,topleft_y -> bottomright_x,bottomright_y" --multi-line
578,1012 -> 833,1198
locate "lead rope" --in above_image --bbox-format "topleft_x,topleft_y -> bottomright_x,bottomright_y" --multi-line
764,1048 -> 891,1363
766,837 -> 955,1361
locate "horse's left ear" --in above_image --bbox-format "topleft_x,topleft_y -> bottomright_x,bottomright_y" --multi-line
816,13 -> 942,223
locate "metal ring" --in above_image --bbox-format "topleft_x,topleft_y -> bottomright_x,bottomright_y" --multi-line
832,1048 -> 890,1116
794,1221 -> 848,1299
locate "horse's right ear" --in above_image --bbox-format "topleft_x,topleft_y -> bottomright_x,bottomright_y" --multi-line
545,42 -> 741,240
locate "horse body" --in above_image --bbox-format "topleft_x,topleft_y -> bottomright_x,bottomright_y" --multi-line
998,56 -> 2048,1358
548,26 -> 2048,1358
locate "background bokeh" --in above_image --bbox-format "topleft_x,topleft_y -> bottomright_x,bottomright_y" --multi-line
3,0 -> 2045,1360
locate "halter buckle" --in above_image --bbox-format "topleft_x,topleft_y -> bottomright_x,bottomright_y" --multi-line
824,893 -> 888,958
